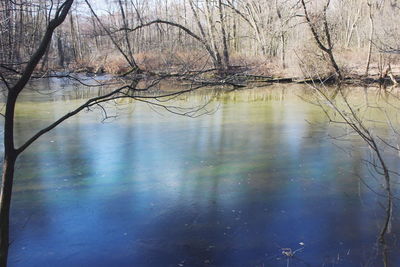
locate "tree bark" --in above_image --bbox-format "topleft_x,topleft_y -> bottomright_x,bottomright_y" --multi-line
365,2 -> 373,77
0,1 -> 74,265
0,155 -> 16,267
57,34 -> 65,68
204,0 -> 223,70
218,0 -> 230,69
0,89 -> 17,266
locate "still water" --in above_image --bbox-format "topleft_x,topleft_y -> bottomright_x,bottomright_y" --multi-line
4,79 -> 400,266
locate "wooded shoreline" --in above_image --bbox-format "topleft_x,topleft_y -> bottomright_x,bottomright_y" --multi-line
1,1 -> 400,265
55,68 -> 400,88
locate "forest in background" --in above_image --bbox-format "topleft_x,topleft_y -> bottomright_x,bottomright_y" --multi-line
1,0 -> 400,80
0,1 -> 400,266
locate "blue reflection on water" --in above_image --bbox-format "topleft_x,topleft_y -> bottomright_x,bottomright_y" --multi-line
5,84 -> 400,266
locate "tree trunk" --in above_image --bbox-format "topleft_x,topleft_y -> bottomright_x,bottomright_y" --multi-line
57,35 -> 65,68
204,0 -> 223,70
365,2 -> 373,77
118,0 -> 137,68
281,33 -> 286,69
218,0 -> 230,70
187,0 -> 219,67
0,91 -> 17,267
301,0 -> 342,80
327,49 -> 342,80
0,2 -> 74,266
0,155 -> 16,267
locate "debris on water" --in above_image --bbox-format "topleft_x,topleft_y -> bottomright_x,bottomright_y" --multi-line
281,243 -> 305,258
282,248 -> 293,257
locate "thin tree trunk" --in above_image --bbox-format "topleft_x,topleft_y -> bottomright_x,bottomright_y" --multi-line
218,0 -> 230,69
85,0 -> 139,71
70,14 -> 78,61
344,2 -> 362,48
376,151 -> 393,243
365,2 -> 373,77
275,0 -> 286,69
281,33 -> 286,69
301,0 -> 342,80
205,0 -> 222,70
188,0 -> 218,67
57,34 -> 65,68
118,0 -> 137,68
74,12 -> 84,61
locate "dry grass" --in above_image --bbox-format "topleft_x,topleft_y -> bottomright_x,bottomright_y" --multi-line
60,45 -> 400,79
135,49 -> 212,72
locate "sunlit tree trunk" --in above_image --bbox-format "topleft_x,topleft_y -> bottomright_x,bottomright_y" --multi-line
218,0 -> 230,70
205,0 -> 223,70
365,2 -> 374,76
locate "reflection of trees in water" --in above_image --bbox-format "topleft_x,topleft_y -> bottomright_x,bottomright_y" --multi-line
303,83 -> 400,266
24,80 -> 316,103
11,81 -> 400,265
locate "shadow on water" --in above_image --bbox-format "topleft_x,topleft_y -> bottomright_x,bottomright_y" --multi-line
1,80 -> 400,266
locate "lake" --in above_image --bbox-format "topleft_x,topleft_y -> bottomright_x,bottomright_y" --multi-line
3,78 -> 400,266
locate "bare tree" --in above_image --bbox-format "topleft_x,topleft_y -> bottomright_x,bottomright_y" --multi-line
218,0 -> 230,70
0,2 -> 236,265
365,1 -> 374,76
301,0 -> 342,80
305,80 -> 398,250
1,2 -> 74,265
84,0 -> 140,72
